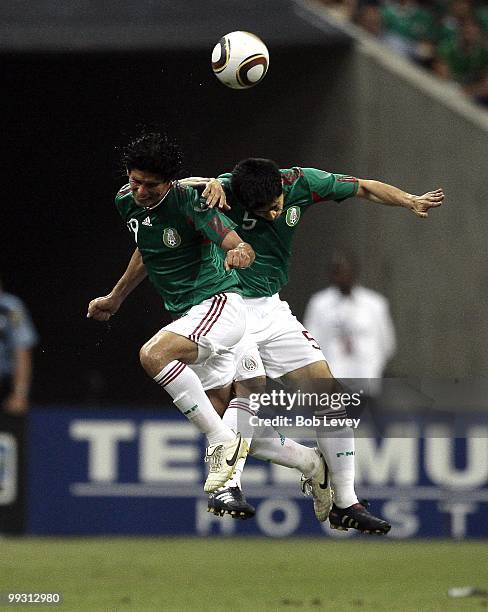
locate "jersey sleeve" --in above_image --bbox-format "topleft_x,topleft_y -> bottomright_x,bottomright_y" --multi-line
114,184 -> 132,220
185,188 -> 236,246
302,168 -> 359,204
217,173 -> 232,188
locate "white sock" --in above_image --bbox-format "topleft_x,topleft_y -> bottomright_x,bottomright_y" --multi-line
154,361 -> 234,446
316,427 -> 358,508
250,427 -> 321,478
221,397 -> 256,489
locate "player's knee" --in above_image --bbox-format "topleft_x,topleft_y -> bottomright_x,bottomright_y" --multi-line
322,360 -> 334,379
140,331 -> 189,375
309,359 -> 335,379
139,336 -> 170,375
139,340 -> 155,374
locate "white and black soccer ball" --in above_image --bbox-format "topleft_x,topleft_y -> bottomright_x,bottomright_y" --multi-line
211,31 -> 269,89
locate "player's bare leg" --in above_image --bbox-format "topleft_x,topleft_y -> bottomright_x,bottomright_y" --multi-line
139,330 -> 248,493
206,386 -> 232,417
282,361 -> 390,534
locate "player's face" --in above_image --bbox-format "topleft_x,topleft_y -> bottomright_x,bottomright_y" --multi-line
128,169 -> 172,208
252,194 -> 284,221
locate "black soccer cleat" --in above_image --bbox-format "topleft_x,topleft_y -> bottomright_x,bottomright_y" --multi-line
207,486 -> 256,520
329,500 -> 391,534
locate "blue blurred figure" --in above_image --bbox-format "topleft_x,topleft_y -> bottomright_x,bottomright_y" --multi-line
0,277 -> 38,415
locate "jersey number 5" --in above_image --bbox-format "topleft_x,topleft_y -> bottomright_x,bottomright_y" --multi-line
242,211 -> 258,230
302,330 -> 320,350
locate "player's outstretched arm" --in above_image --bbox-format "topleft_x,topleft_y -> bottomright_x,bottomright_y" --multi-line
357,179 -> 444,218
86,248 -> 148,321
221,231 -> 255,271
179,177 -> 229,210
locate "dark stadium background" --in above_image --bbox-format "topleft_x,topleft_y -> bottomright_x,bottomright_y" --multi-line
2,2 -> 351,405
2,3 -> 487,607
2,0 -> 487,407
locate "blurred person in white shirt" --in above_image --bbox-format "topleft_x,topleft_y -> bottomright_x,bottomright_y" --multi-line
303,251 -> 396,398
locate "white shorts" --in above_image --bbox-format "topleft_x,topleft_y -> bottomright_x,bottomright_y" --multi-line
234,294 -> 326,381
163,292 -> 246,390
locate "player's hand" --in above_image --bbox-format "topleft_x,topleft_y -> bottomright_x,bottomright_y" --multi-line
86,294 -> 122,321
203,179 -> 230,211
224,243 -> 255,271
408,188 -> 444,218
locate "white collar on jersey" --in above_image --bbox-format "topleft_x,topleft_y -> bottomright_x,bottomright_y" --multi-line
143,181 -> 174,211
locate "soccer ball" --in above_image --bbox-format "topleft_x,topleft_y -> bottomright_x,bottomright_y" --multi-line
211,31 -> 269,89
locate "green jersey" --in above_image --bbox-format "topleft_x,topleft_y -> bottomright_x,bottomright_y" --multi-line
115,182 -> 240,314
218,167 -> 359,297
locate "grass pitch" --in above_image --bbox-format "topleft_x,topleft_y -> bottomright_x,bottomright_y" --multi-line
0,538 -> 486,611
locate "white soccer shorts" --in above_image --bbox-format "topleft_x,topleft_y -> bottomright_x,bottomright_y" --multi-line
234,294 -> 326,381
163,292 -> 246,390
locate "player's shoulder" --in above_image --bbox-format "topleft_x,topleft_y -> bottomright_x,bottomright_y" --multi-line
173,181 -> 191,195
114,183 -> 133,208
281,167 -> 337,194
172,182 -> 208,215
307,286 -> 338,306
172,181 -> 198,201
0,292 -> 26,314
115,183 -> 131,199
280,167 -> 305,186
170,181 -> 187,205
217,172 -> 232,182
355,286 -> 389,307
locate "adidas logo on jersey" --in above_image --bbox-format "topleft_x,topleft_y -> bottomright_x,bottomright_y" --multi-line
142,216 -> 152,227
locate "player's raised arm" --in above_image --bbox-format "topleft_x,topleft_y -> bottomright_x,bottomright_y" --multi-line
357,179 -> 444,218
221,231 -> 255,271
179,177 -> 230,210
86,248 -> 147,320
188,192 -> 253,269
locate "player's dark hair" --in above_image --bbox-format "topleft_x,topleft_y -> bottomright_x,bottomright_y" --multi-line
231,158 -> 282,212
122,131 -> 184,181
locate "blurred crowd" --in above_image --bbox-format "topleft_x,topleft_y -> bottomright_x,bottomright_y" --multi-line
319,0 -> 488,106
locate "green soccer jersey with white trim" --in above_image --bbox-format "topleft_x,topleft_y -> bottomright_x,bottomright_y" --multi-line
115,182 -> 240,314
218,167 -> 359,297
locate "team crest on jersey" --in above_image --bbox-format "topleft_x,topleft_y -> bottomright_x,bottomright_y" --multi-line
162,228 -> 181,248
285,206 -> 301,227
242,356 -> 259,372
